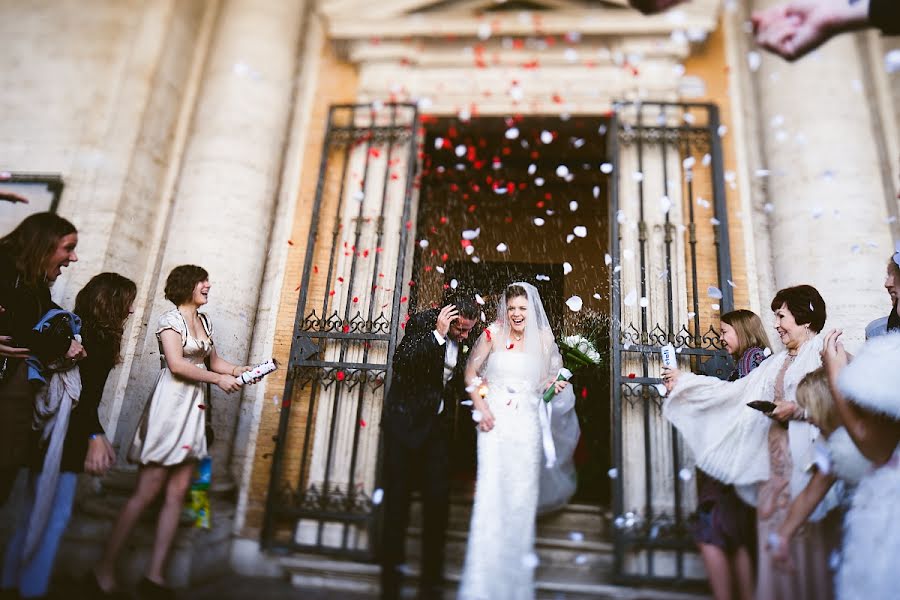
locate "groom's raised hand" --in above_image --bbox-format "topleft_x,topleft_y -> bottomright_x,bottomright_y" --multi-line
435,304 -> 459,338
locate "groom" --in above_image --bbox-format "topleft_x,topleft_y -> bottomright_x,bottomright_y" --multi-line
380,291 -> 478,600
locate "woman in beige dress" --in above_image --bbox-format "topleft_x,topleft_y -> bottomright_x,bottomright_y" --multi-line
92,265 -> 253,599
663,285 -> 842,600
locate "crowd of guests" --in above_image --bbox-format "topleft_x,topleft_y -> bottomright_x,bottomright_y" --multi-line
0,212 -> 258,600
662,256 -> 900,600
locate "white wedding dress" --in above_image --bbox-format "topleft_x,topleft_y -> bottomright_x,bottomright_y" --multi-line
458,282 -> 579,600
458,350 -> 543,600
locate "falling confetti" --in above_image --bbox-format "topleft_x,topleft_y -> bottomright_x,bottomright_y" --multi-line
747,51 -> 761,71
623,290 -> 637,306
462,228 -> 480,240
573,226 -> 587,238
565,296 -> 583,312
533,218 -> 545,226
707,286 -> 723,299
679,468 -> 693,481
475,294 -> 485,305
607,467 -> 618,479
600,163 -> 613,174
563,262 -> 573,275
569,201 -> 578,211
556,165 -> 570,177
521,553 -> 540,569
569,531 -> 585,542
472,410 -> 483,423
505,127 -> 520,140
540,130 -> 553,144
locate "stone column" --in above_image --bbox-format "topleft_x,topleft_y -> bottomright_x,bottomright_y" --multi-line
113,0 -> 305,476
751,5 -> 894,349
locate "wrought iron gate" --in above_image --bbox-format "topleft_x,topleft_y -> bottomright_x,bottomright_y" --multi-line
262,103 -> 419,558
608,102 -> 734,584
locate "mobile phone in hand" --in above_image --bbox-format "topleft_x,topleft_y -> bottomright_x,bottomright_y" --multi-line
746,400 -> 777,414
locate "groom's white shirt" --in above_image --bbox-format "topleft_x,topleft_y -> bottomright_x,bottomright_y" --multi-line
432,329 -> 459,414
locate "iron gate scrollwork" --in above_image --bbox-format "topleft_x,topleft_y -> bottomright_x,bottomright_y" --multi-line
608,102 -> 734,584
262,103 -> 419,559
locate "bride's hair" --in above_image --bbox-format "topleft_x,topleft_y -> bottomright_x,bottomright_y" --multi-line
505,284 -> 528,301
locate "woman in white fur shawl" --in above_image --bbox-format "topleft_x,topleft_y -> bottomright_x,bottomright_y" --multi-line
663,285 -> 842,600
821,329 -> 900,600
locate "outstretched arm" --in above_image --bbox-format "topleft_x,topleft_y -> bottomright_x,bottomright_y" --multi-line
822,329 -> 900,465
769,469 -> 837,570
752,0 -> 876,61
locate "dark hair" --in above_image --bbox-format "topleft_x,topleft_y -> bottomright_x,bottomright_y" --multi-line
505,284 -> 528,301
889,254 -> 900,279
770,285 -> 826,332
164,264 -> 208,306
445,290 -> 479,320
75,273 -> 137,363
721,309 -> 770,358
0,212 -> 77,287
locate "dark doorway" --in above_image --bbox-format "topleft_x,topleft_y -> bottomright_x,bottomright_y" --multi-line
409,114 -> 613,506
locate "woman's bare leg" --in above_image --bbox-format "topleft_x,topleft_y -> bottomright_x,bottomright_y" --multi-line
699,543 -> 733,600
731,545 -> 755,600
145,462 -> 194,584
94,465 -> 168,590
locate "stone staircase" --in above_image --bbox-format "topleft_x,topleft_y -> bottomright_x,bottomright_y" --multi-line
52,467 -> 236,588
282,496 -> 710,599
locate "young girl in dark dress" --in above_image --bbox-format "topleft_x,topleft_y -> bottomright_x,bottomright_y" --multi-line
693,309 -> 769,600
1,273 -> 135,599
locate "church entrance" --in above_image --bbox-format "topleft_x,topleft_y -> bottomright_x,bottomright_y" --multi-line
409,114 -> 614,505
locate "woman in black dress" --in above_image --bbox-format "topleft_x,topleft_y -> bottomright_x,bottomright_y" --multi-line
0,213 -> 84,504
1,272 -> 135,599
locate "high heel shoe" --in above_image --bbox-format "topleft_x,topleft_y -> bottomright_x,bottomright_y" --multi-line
136,577 -> 175,600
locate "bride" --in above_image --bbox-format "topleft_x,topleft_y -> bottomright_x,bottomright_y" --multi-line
458,282 -> 580,600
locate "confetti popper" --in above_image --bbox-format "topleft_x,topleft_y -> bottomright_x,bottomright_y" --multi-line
542,367 -> 573,403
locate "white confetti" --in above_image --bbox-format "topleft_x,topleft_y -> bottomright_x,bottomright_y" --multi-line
352,190 -> 365,202
462,228 -> 480,241
566,234 -> 575,244
660,196 -> 672,214
455,144 -> 466,157
655,383 -> 668,396
569,201 -> 578,212
475,294 -> 485,305
623,290 -> 637,307
707,286 -> 723,299
533,218 -> 545,226
711,303 -> 720,311
717,125 -> 727,137
887,49 -> 900,73
679,468 -> 693,481
604,254 -> 612,266
450,279 -> 459,289
540,130 -> 554,144
521,553 -> 540,569
593,293 -> 601,300
763,347 -> 772,357
632,171 -> 644,182
534,177 -> 545,186
600,163 -> 614,174
465,245 -> 475,256
556,165 -> 570,177
528,163 -> 537,175
639,297 -> 649,308
434,137 -> 444,150
747,51 -> 761,71
607,467 -> 618,479
565,295 -> 583,312
435,266 -> 444,274
505,127 -> 520,140
419,239 -> 429,248
372,488 -> 384,505
568,531 -> 585,542
535,274 -> 550,281
593,186 -> 600,198
563,262 -> 573,275
683,156 -> 696,169
573,226 -> 587,238
471,410 -> 483,423
496,243 -> 508,252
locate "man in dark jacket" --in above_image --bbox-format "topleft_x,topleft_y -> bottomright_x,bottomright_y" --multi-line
380,291 -> 478,600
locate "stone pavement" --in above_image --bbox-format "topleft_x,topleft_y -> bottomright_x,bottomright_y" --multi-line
181,575 -> 375,600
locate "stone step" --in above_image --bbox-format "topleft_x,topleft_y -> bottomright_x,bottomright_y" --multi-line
410,498 -> 610,541
280,554 -> 711,600
406,526 -> 613,576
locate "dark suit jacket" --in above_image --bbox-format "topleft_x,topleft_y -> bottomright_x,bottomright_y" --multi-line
383,309 -> 469,449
